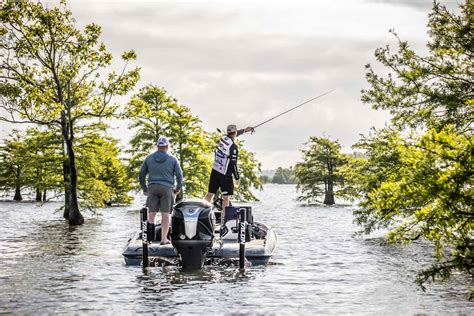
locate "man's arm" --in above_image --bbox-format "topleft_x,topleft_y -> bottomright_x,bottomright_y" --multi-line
236,127 -> 254,137
138,160 -> 148,193
230,145 -> 240,180
174,158 -> 184,192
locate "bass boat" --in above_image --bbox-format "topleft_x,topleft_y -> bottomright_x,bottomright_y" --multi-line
122,199 -> 277,271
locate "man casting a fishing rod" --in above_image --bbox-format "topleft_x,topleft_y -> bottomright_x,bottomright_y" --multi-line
205,90 -> 333,230
204,124 -> 254,227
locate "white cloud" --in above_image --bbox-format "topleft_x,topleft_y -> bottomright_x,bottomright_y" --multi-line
4,0 -> 459,169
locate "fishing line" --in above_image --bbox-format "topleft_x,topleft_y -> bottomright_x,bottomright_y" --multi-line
252,89 -> 335,130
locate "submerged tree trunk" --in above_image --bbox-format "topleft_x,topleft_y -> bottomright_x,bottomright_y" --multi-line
13,166 -> 22,201
62,111 -> 84,225
42,190 -> 47,202
13,186 -> 22,201
323,156 -> 335,205
62,156 -> 71,220
35,188 -> 42,202
324,181 -> 335,205
35,166 -> 42,202
66,136 -> 83,225
62,142 -> 71,220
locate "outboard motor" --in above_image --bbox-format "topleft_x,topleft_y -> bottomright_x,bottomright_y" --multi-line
171,199 -> 215,271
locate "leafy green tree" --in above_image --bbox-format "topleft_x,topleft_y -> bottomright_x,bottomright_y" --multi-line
259,175 -> 272,184
1,0 -> 140,224
233,139 -> 262,201
295,137 -> 351,205
125,85 -> 212,197
167,104 -> 212,198
125,85 -> 173,184
24,128 -> 63,202
75,125 -> 133,209
363,3 -> 472,133
0,130 -> 29,200
272,166 -> 295,184
357,1 -> 473,293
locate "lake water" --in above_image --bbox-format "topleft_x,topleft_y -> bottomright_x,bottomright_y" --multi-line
0,184 -> 472,314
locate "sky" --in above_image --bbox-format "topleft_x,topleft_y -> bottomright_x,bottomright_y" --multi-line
1,0 -> 462,169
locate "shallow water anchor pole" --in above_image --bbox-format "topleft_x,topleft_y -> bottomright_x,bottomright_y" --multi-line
141,207 -> 149,268
238,207 -> 247,271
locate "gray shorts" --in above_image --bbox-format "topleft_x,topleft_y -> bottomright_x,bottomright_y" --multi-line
146,184 -> 175,213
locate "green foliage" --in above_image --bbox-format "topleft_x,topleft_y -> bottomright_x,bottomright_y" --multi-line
75,124 -> 134,209
24,127 -> 64,200
126,86 -> 262,200
166,103 -> 212,198
362,3 -> 473,133
259,175 -> 272,184
295,136 -> 351,205
233,138 -> 262,201
0,128 -> 63,200
358,1 -> 473,294
0,130 -> 29,199
125,85 -> 212,197
1,0 -> 140,222
0,125 -> 131,206
272,167 -> 295,184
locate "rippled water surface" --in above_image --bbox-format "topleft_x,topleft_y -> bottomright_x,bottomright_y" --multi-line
0,185 -> 472,314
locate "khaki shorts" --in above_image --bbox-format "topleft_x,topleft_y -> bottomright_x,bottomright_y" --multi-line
146,184 -> 175,213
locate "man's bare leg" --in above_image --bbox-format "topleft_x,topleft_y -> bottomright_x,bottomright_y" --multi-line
161,212 -> 171,243
204,192 -> 214,202
222,195 -> 231,225
148,211 -> 156,225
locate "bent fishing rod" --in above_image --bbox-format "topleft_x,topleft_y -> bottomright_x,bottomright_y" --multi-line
251,89 -> 334,131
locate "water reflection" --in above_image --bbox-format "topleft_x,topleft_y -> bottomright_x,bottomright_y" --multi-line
27,219 -> 100,257
137,265 -> 254,292
0,186 -> 472,314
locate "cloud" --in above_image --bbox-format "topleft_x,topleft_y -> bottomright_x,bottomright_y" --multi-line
3,0 -> 433,169
365,0 -> 461,10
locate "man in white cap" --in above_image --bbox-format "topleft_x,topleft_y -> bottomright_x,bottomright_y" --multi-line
205,124 -> 253,226
139,136 -> 183,245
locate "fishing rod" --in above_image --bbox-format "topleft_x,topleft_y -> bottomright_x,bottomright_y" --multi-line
252,89 -> 335,130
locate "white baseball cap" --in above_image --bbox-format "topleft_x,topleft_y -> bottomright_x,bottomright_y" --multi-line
227,124 -> 237,133
157,136 -> 170,146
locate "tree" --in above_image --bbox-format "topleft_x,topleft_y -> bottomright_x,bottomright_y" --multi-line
363,4 -> 472,133
125,85 -> 172,185
259,174 -> 272,184
125,86 -> 263,201
295,136 -> 351,205
125,85 -> 212,197
357,2 -> 473,293
1,0 -> 140,224
272,166 -> 295,184
233,138 -> 262,201
75,124 -> 134,209
0,130 -> 29,200
166,103 -> 212,198
24,127 -> 63,202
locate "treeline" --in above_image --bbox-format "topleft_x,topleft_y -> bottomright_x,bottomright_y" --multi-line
0,125 -> 132,207
295,2 -> 473,295
260,167 -> 295,184
0,1 -> 262,224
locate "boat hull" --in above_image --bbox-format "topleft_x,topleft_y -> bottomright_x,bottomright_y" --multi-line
122,223 -> 277,267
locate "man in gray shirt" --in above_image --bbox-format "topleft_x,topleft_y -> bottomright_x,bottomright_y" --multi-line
139,136 -> 183,244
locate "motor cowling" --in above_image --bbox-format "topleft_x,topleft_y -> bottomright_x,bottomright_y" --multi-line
171,199 -> 215,271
